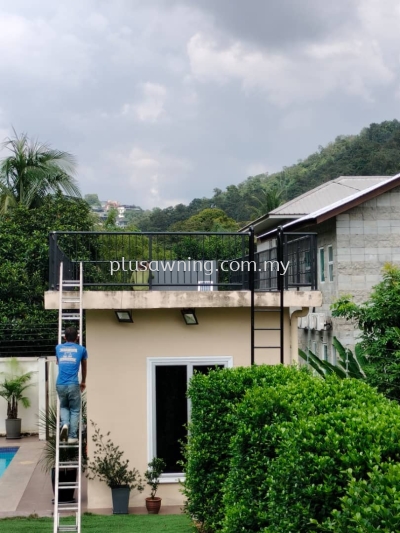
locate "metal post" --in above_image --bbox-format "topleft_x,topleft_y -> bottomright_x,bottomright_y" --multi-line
277,226 -> 284,365
249,227 -> 255,366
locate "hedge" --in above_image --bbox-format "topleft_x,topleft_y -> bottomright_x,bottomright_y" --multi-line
222,377 -> 393,533
182,364 -> 313,532
320,462 -> 400,532
264,402 -> 400,532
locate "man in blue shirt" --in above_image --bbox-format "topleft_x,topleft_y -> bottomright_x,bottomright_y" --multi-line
55,326 -> 88,444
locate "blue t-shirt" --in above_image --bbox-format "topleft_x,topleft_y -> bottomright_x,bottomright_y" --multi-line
56,342 -> 88,386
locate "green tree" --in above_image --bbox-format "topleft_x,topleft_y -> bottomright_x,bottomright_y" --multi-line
104,207 -> 118,230
0,194 -> 95,354
248,180 -> 287,219
84,193 -> 101,207
170,208 -> 238,232
331,263 -> 400,401
0,132 -> 80,213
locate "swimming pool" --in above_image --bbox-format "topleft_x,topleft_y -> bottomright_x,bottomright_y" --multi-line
0,447 -> 19,478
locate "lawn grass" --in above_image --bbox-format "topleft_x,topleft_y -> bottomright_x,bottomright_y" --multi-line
0,513 -> 194,532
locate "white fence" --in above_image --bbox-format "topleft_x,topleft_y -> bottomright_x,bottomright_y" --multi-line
0,357 -> 56,439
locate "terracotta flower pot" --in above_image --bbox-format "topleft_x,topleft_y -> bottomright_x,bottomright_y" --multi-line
145,497 -> 162,514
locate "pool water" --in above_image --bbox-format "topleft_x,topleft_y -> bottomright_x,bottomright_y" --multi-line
0,447 -> 19,478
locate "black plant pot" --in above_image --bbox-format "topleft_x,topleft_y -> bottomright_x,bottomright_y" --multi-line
51,468 -> 77,503
5,418 -> 21,439
111,486 -> 130,514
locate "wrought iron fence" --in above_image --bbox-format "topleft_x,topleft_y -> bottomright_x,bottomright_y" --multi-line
48,230 -> 317,291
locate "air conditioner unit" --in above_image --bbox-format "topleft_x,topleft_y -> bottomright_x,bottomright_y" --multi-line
309,313 -> 326,331
298,316 -> 309,329
316,313 -> 325,331
308,314 -> 316,330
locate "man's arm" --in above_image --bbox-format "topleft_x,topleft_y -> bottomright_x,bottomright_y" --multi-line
80,359 -> 87,392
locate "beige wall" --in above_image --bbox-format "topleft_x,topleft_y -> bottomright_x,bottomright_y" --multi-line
85,307 -> 292,510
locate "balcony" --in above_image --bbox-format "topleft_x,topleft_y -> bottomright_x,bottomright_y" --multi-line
48,231 -> 318,293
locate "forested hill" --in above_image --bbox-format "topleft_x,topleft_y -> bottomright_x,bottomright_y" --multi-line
131,119 -> 400,231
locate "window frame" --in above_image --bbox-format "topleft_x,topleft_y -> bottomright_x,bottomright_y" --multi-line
327,245 -> 334,282
319,247 -> 325,283
331,345 -> 336,366
147,356 -> 233,483
322,343 -> 328,362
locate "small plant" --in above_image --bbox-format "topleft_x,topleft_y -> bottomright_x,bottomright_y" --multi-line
144,457 -> 166,499
0,357 -> 33,419
87,420 -> 144,491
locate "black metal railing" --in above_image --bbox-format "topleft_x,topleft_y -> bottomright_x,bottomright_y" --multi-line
48,231 -> 318,292
231,232 -> 318,291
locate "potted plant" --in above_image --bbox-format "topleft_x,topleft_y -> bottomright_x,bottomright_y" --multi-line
144,457 -> 166,514
87,420 -> 144,514
0,357 -> 33,439
38,397 -> 87,503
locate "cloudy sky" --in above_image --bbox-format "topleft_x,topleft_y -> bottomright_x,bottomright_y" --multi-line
0,0 -> 399,209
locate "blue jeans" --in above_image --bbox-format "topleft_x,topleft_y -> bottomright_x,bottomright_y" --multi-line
56,384 -> 81,438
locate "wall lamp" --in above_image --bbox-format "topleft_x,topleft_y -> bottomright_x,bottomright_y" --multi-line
115,310 -> 133,323
181,308 -> 198,325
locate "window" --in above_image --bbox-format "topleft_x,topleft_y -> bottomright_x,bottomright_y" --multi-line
312,341 -> 317,355
332,345 -> 337,366
319,248 -> 325,283
328,245 -> 334,282
147,357 -> 233,480
322,344 -> 328,361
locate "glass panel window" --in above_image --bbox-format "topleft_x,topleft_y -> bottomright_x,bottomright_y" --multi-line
319,248 -> 325,283
328,245 -> 334,282
148,357 -> 232,477
155,366 -> 187,473
322,344 -> 328,361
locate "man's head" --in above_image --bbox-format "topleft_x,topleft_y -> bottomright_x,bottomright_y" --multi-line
64,326 -> 78,342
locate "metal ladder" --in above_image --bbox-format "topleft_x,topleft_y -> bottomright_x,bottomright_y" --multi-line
54,262 -> 83,533
249,226 -> 285,365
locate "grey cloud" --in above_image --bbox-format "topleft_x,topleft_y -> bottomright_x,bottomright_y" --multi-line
0,0 -> 398,211
168,0 -> 360,49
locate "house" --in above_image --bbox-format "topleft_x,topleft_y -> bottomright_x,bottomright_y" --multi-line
242,174 -> 400,363
44,230 -> 321,511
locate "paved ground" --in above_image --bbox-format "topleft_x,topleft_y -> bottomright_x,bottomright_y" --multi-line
0,436 -> 181,518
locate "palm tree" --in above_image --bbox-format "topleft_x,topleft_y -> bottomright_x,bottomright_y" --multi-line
0,357 -> 33,419
249,183 -> 285,219
0,132 -> 81,213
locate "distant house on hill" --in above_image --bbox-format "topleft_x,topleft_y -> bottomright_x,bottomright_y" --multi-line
90,201 -> 142,226
242,174 -> 400,362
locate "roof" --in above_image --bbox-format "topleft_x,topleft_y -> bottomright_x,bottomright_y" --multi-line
258,172 -> 400,241
241,176 -> 393,234
270,176 -> 390,216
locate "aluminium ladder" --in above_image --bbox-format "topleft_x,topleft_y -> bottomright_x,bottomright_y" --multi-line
54,262 -> 84,533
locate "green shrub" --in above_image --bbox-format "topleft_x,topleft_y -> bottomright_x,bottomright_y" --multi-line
320,462 -> 400,532
264,401 -> 400,533
221,376 -> 322,533
222,377 -> 392,533
182,364 -> 311,532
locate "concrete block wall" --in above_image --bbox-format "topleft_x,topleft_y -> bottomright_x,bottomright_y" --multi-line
298,219 -> 337,361
299,186 -> 400,362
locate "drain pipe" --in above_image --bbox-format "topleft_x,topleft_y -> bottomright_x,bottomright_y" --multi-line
290,308 -> 310,365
